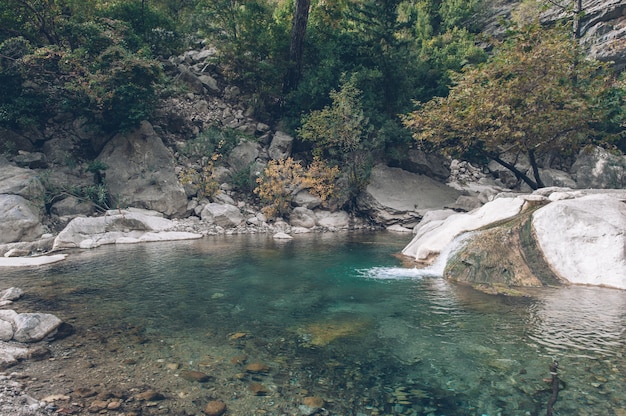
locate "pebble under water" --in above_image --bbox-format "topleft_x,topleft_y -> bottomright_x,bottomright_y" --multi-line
1,232 -> 625,416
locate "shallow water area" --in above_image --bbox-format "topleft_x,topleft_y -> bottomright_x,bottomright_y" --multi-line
1,232 -> 625,415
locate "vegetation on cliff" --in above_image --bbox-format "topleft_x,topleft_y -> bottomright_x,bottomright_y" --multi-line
1,0 -> 625,207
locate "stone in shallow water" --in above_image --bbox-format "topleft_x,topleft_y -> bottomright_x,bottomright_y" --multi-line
204,400 -> 226,416
180,370 -> 211,382
245,362 -> 270,373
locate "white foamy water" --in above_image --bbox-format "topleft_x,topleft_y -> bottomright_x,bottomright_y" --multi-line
358,232 -> 474,280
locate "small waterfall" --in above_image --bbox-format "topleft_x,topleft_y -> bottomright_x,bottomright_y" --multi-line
358,232 -> 474,280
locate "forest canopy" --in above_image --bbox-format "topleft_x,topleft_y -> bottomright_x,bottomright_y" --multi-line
1,0 -> 624,190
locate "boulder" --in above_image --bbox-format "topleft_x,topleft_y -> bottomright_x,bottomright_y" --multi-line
0,342 -> 31,369
314,210 -> 350,229
292,190 -> 322,209
289,207 -> 316,228
268,131 -> 293,160
12,313 -> 63,343
356,164 -> 461,227
97,121 -> 187,217
0,195 -> 43,244
200,203 -> 244,227
0,310 -> 63,343
390,148 -> 450,181
532,193 -> 626,289
53,209 -> 201,250
228,141 -> 262,171
50,195 -> 96,218
571,146 -> 626,189
0,159 -> 44,200
402,196 -> 526,263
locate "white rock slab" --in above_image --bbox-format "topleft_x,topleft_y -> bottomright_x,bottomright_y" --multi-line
532,194 -> 626,289
0,254 -> 68,267
402,196 -> 525,262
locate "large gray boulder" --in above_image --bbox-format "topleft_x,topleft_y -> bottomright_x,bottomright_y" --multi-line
532,192 -> 626,288
200,203 -> 244,227
0,309 -> 62,343
571,146 -> 626,189
97,121 -> 187,217
0,195 -> 43,244
357,164 -> 461,227
289,207 -> 316,228
0,159 -> 44,200
268,131 -> 293,160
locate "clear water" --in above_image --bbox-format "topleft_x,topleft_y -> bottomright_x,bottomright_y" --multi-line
1,232 -> 625,416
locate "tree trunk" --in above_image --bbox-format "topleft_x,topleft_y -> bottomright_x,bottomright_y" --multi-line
489,152 -> 539,190
283,0 -> 310,94
573,0 -> 582,39
528,149 -> 545,189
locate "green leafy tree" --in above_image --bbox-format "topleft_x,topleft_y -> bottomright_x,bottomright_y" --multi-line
403,22 -> 626,190
299,75 -> 373,209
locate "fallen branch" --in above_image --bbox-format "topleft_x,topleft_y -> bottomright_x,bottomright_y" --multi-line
546,360 -> 559,416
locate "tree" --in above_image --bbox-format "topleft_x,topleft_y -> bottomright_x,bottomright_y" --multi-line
299,74 -> 373,208
283,0 -> 310,94
403,22 -> 626,190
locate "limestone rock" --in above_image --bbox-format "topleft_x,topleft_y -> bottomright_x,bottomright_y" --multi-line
268,131 -> 293,160
12,312 -> 63,343
289,207 -> 316,228
292,190 -> 322,209
357,164 -> 461,227
532,193 -> 626,289
390,148 -> 450,180
53,209 -> 201,250
0,195 -> 43,244
571,146 -> 626,189
200,203 -> 244,227
0,342 -> 31,369
273,232 -> 293,240
50,195 -> 96,218
402,196 -> 525,263
0,287 -> 23,301
97,121 -> 187,217
228,141 -> 262,171
0,159 -> 44,200
314,210 -> 350,229
0,320 -> 13,341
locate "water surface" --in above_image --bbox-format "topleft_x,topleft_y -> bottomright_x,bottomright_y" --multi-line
1,232 -> 625,415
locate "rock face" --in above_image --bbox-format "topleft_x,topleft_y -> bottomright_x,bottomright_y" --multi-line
0,159 -> 44,244
486,0 -> 626,70
97,121 -> 187,217
357,164 -> 461,227
543,0 -> 626,69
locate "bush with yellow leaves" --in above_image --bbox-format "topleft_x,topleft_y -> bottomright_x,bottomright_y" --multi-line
255,157 -> 340,219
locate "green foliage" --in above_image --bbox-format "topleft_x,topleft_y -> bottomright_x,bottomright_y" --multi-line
193,0 -> 289,94
299,75 -> 374,208
181,127 -> 243,160
0,37 -> 50,128
403,22 -> 626,190
97,1 -> 185,55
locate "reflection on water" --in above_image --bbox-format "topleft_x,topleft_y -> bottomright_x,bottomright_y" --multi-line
1,232 -> 625,415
